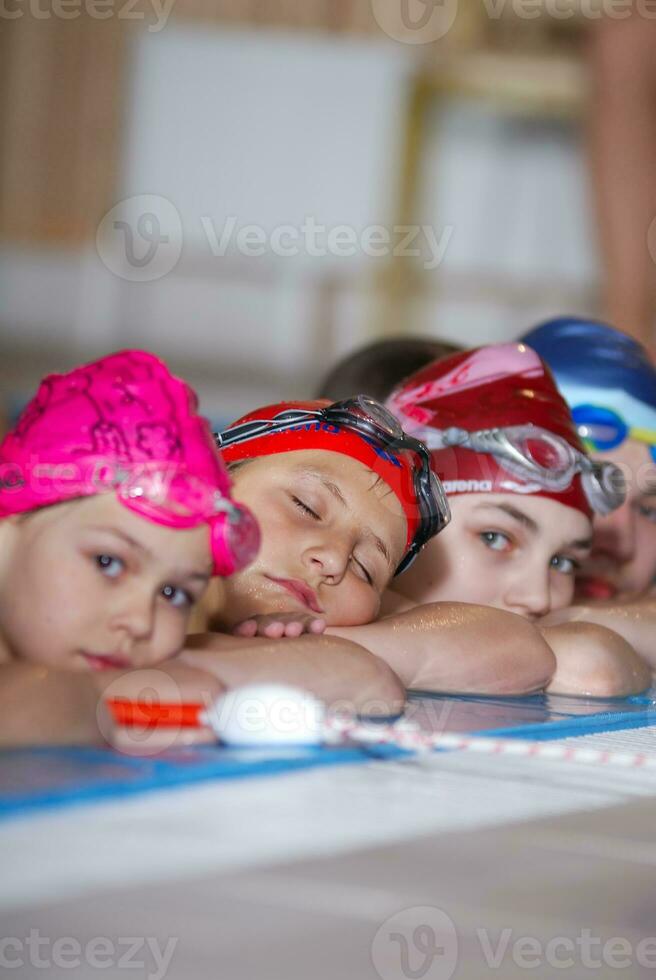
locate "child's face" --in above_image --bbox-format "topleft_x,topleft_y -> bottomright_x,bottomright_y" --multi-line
0,494 -> 212,670
219,450 -> 407,628
393,493 -> 592,619
581,440 -> 656,596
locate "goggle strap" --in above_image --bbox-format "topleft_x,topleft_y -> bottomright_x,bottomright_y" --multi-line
220,402 -> 450,570
220,412 -> 321,447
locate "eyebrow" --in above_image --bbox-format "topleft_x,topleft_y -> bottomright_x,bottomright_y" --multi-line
298,467 -> 393,566
87,525 -> 153,558
184,570 -> 213,582
568,538 -> 593,551
474,504 -> 592,551
475,503 -> 540,534
320,478 -> 347,509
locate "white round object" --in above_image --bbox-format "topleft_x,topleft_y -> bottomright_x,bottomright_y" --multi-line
208,684 -> 325,747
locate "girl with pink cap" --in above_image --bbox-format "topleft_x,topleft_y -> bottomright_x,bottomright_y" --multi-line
0,350 -> 262,744
0,352 -> 405,745
385,343 -> 651,696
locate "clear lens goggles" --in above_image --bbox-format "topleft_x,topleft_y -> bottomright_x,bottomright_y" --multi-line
429,424 -> 626,516
572,404 -> 656,463
97,463 -> 259,574
97,464 -> 234,528
218,395 -> 451,574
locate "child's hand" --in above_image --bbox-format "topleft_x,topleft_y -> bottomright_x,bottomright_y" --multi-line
232,613 -> 327,639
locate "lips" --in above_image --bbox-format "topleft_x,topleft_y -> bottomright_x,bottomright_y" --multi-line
81,652 -> 132,671
266,577 -> 324,614
576,576 -> 618,601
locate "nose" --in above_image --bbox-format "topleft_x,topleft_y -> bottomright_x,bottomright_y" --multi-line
302,534 -> 351,585
109,587 -> 156,644
503,566 -> 552,619
592,503 -> 636,564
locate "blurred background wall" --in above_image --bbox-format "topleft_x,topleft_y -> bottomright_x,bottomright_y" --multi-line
0,1 -> 606,424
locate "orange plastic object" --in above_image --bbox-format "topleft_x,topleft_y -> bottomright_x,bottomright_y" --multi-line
107,699 -> 205,728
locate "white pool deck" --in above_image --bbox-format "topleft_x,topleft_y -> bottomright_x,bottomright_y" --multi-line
2,725 -> 656,979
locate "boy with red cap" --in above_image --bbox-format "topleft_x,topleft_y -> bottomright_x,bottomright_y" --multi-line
187,395 -> 560,698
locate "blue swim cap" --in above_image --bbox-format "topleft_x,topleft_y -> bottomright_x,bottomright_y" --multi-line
521,317 -> 656,455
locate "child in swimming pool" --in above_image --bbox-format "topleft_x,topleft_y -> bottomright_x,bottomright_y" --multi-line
0,349 -> 262,744
384,342 -> 651,696
186,396 -> 559,697
524,318 -> 656,600
0,353 -> 395,746
521,317 -> 656,668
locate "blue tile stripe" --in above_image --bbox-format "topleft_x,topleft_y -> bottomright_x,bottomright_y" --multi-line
1,692 -> 655,819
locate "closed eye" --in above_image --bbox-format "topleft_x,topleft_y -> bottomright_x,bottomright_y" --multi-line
292,496 -> 320,520
351,555 -> 373,586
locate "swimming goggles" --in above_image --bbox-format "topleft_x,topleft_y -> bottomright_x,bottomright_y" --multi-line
95,462 -> 260,574
424,424 -> 626,516
218,395 -> 451,574
572,404 -> 656,463
85,462 -> 227,523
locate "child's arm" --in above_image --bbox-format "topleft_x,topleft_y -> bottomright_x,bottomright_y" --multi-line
180,631 -> 405,716
326,603 -> 557,696
378,594 -> 651,696
540,622 -> 652,697
0,664 -> 104,747
541,596 -> 656,670
0,662 -> 225,748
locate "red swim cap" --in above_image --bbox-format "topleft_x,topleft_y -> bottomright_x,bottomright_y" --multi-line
387,343 -> 593,518
219,399 -> 421,550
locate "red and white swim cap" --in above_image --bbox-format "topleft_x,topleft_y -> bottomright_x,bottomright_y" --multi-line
387,343 -> 594,518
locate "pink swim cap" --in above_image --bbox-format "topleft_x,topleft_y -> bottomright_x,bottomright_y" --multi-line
0,350 -> 259,576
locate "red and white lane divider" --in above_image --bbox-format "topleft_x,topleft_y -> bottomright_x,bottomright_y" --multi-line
107,683 -> 656,769
324,714 -> 656,768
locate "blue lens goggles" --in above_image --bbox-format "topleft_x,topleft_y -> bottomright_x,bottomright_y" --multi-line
571,404 -> 656,463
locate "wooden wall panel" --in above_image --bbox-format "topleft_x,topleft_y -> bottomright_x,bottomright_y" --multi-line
0,15 -> 126,244
169,0 -> 378,35
0,0 -> 379,247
